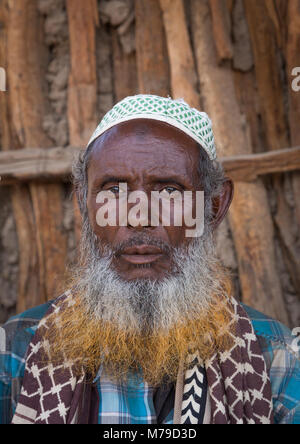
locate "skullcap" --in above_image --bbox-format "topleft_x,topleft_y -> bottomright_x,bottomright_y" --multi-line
87,94 -> 216,160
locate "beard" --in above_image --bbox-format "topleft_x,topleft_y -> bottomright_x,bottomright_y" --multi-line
43,220 -> 235,386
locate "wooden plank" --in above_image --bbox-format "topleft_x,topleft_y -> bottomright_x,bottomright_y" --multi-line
159,0 -> 200,108
67,0 -> 98,146
10,185 -> 41,313
245,0 -> 300,302
190,0 -> 289,324
286,0 -> 300,227
66,0 -> 99,242
286,0 -> 300,148
244,0 -> 288,150
0,146 -> 81,184
0,0 -> 68,312
0,146 -> 299,185
209,0 -> 233,62
135,0 -> 170,96
112,29 -> 138,101
222,146 -> 300,181
0,4 -> 41,315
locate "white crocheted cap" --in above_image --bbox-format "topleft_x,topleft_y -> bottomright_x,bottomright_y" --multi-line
87,94 -> 217,160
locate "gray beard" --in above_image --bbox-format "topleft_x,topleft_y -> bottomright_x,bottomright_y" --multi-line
74,220 -> 225,333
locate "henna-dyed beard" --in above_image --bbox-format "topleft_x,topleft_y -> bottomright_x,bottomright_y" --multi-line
44,222 -> 235,386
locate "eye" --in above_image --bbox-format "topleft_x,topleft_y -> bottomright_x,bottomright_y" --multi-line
108,185 -> 120,195
161,186 -> 181,195
106,184 -> 127,195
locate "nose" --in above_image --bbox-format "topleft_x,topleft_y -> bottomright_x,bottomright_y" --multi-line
126,190 -> 154,229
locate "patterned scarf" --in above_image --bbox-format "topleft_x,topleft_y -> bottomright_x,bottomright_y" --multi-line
11,293 -> 274,424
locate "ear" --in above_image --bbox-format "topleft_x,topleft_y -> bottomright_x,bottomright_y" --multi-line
210,178 -> 234,229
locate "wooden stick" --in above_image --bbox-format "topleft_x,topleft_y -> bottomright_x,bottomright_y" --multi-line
223,146 -> 300,181
159,0 -> 200,108
135,0 -> 170,96
67,0 -> 98,146
209,0 -> 233,62
112,29 -> 138,102
0,146 -> 299,185
286,0 -> 300,227
244,0 -> 288,150
66,0 -> 99,243
245,0 -> 300,301
0,0 -> 68,311
190,0 -> 289,324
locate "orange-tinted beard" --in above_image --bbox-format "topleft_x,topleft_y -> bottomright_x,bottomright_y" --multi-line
41,284 -> 235,387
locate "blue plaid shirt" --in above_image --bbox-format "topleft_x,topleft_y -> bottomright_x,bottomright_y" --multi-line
0,300 -> 299,424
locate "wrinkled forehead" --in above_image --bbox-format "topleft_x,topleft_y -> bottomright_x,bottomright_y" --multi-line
86,95 -> 216,160
87,119 -> 202,183
91,118 -> 200,150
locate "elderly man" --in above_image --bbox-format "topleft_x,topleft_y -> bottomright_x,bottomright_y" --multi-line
1,95 -> 299,424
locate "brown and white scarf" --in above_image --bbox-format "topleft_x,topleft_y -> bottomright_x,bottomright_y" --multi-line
12,294 -> 274,424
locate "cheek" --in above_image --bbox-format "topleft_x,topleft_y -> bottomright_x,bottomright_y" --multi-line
163,225 -> 187,247
87,193 -> 97,231
165,195 -> 201,245
87,196 -> 118,243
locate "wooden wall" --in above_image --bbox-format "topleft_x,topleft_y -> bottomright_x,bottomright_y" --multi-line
0,0 -> 299,327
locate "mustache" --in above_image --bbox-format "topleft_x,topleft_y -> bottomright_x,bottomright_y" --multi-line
113,234 -> 172,258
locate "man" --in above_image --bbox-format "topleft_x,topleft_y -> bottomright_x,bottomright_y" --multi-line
1,95 -> 299,424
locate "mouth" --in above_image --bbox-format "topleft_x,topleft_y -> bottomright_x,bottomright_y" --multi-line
119,244 -> 164,265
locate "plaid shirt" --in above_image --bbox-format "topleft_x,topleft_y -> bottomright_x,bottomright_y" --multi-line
0,300 -> 299,424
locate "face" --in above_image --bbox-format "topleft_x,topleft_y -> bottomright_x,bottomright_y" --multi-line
50,120 -> 234,383
86,119 -> 205,282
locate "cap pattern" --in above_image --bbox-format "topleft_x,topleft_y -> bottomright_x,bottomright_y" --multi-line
87,95 -> 217,160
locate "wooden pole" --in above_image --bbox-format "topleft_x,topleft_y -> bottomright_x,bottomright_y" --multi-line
209,0 -> 233,62
1,146 -> 300,185
190,0 -> 289,324
112,29 -> 138,102
286,0 -> 300,228
0,0 -> 68,312
135,0 -> 170,96
244,0 -> 288,150
159,0 -> 200,108
66,0 -> 99,242
244,0 -> 300,298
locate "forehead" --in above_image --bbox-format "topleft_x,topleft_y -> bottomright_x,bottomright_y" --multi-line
88,119 -> 200,182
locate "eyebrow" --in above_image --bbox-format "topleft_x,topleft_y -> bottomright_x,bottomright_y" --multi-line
95,176 -> 129,188
96,175 -> 192,188
149,177 -> 189,189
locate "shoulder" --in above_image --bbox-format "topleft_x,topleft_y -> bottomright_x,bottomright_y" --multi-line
0,295 -> 68,423
1,300 -> 54,354
0,299 -> 54,417
1,290 -> 72,358
242,303 -> 300,424
242,303 -> 296,349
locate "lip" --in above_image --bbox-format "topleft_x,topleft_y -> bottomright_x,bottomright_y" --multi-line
120,244 -> 164,265
121,253 -> 163,264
